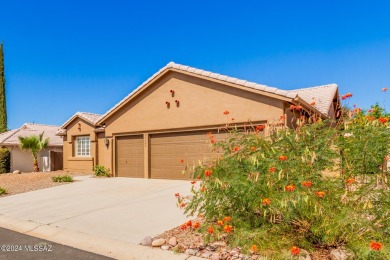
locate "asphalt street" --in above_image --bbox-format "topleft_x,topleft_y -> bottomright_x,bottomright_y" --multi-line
0,227 -> 114,260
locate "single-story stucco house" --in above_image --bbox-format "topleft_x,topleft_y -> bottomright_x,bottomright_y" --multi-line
0,123 -> 63,172
58,62 -> 341,179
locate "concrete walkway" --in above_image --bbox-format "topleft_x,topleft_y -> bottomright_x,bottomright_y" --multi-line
0,175 -> 199,259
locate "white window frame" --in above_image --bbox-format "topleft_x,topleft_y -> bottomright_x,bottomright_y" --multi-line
75,136 -> 91,157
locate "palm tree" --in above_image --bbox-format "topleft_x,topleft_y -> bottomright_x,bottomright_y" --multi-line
18,132 -> 49,172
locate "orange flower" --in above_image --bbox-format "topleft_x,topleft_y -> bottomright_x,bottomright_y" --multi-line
290,246 -> 300,255
180,224 -> 187,230
370,241 -> 382,251
285,184 -> 295,192
280,115 -> 286,120
210,138 -> 216,144
223,111 -> 230,115
366,116 -> 375,121
191,181 -> 196,185
256,125 -> 265,132
310,101 -> 316,106
179,159 -> 184,163
251,244 -> 258,252
208,226 -> 214,234
345,93 -> 352,98
262,198 -> 271,205
186,220 -> 192,227
269,167 -> 276,173
175,193 -> 180,197
180,203 -> 186,208
201,186 -> 206,192
205,170 -> 212,177
279,155 -> 288,161
231,118 -> 235,121
251,146 -> 256,151
223,225 -> 233,233
315,191 -> 326,198
381,87 -> 388,92
378,117 -> 388,124
193,222 -> 200,229
301,181 -> 312,188
207,131 -> 212,136
223,216 -> 231,222
197,175 -> 201,180
346,178 -> 355,185
217,220 -> 224,226
232,146 -> 240,152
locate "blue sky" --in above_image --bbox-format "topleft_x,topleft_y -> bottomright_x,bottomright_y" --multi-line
1,0 -> 390,129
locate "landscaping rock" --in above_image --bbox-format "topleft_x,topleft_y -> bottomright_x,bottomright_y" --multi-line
299,249 -> 311,260
206,245 -> 216,251
172,243 -> 186,253
330,247 -> 353,260
13,170 -> 21,174
212,241 -> 227,248
161,245 -> 169,250
168,236 -> 177,246
185,248 -> 198,256
211,253 -> 220,260
151,238 -> 165,247
201,252 -> 212,258
140,236 -> 153,246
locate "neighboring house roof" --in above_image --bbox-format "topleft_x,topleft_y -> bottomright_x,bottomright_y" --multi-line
0,123 -> 63,146
61,112 -> 102,129
97,62 -> 338,124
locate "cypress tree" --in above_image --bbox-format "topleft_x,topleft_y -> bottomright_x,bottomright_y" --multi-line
0,42 -> 7,133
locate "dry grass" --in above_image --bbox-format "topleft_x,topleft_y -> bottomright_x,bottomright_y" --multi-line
0,171 -> 91,197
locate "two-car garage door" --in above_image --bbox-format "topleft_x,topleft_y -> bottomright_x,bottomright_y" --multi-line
115,130 -> 227,179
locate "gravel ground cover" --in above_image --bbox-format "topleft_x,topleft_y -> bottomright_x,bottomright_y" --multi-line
0,171 -> 91,197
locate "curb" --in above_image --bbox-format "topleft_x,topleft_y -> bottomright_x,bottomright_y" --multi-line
0,215 -> 200,260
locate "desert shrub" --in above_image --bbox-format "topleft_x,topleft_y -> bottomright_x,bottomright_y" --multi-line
0,187 -> 6,195
0,147 -> 10,174
178,105 -> 389,258
52,175 -> 73,183
93,165 -> 110,177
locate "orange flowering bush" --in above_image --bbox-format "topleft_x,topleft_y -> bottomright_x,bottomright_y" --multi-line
180,102 -> 389,258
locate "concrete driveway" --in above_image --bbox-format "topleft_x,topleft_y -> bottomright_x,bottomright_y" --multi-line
0,175 -> 195,259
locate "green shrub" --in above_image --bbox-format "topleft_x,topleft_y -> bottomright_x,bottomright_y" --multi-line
178,105 -> 389,258
52,175 -> 73,183
93,165 -> 110,177
0,147 -> 10,173
0,187 -> 6,195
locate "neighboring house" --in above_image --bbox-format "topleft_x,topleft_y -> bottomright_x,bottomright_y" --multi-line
0,123 -> 63,172
58,62 -> 341,179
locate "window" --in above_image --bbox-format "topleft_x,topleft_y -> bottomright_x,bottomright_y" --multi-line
75,136 -> 90,157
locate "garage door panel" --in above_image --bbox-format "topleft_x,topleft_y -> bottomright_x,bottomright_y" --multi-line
150,130 -> 227,180
116,135 -> 144,178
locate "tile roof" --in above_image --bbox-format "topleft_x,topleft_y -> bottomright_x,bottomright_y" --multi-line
61,112 -> 102,129
0,123 -> 63,146
288,84 -> 338,115
96,62 -> 338,123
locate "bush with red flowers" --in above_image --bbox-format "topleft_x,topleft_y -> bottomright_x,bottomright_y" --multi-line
178,103 -> 389,258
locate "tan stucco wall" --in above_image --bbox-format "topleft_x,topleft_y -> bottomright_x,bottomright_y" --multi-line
63,118 -> 97,172
104,71 -> 285,136
97,132 -> 111,171
98,72 -> 285,175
